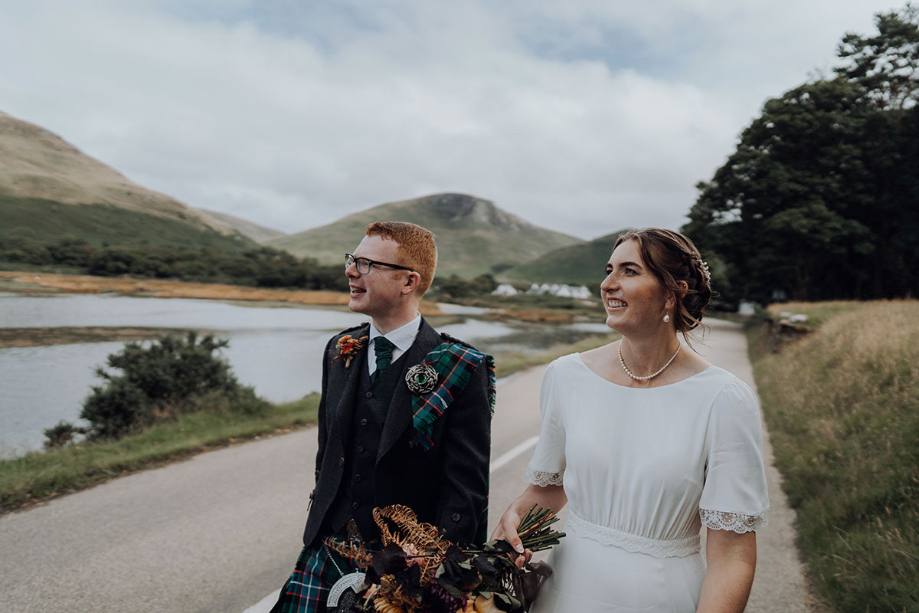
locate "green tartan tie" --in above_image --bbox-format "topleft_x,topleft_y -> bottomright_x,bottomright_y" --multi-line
370,336 -> 395,383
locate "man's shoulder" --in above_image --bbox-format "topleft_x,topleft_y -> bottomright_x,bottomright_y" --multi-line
436,331 -> 481,353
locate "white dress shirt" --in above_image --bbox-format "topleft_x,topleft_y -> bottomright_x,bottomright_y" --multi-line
367,313 -> 422,377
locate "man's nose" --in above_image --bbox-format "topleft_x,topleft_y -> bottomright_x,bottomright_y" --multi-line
345,263 -> 360,279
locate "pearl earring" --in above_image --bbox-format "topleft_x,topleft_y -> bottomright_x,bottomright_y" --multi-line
663,314 -> 671,323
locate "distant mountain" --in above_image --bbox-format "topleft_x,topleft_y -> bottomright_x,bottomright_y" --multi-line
503,229 -> 633,286
199,209 -> 286,243
0,110 -> 255,252
267,193 -> 583,277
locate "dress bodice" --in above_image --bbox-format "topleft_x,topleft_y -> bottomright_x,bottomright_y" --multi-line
525,353 -> 769,558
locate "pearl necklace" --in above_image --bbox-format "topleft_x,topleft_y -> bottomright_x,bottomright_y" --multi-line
618,343 -> 681,381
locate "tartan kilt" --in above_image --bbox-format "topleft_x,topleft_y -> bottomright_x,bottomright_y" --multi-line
271,544 -> 358,613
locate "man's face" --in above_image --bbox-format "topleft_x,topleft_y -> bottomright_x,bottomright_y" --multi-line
346,234 -> 409,319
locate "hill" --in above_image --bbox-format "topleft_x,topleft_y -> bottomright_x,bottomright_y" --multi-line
0,110 -> 254,252
267,193 -> 582,277
199,209 -> 286,243
502,229 -> 632,285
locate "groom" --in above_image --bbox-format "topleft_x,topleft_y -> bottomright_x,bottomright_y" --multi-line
272,221 -> 494,612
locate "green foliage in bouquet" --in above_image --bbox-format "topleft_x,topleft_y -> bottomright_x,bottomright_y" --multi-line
325,504 -> 565,613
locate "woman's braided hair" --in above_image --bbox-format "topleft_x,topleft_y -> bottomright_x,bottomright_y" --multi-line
613,228 -> 713,337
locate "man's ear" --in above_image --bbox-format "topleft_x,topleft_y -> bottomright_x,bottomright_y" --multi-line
401,271 -> 422,295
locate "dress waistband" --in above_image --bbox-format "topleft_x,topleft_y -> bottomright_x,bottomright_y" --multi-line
565,510 -> 701,559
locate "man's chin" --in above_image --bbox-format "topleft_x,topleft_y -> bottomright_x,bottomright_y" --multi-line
348,298 -> 367,314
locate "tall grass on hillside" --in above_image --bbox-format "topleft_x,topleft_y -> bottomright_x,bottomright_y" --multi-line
753,300 -> 919,611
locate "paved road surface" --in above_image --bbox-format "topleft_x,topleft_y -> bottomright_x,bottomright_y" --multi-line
0,319 -> 810,612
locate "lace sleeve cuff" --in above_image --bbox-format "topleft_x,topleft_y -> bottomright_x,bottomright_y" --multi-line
699,508 -> 769,533
524,467 -> 564,487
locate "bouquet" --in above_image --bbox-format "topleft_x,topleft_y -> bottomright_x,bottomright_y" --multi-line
325,504 -> 565,613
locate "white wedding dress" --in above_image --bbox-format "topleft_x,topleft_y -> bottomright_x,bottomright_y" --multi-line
526,354 -> 769,613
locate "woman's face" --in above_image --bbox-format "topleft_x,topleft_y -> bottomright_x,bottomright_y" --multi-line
600,239 -> 671,335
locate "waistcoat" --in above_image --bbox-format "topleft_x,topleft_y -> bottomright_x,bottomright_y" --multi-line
326,350 -> 408,540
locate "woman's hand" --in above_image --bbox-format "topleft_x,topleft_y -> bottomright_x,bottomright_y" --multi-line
491,504 -> 533,569
491,484 -> 567,569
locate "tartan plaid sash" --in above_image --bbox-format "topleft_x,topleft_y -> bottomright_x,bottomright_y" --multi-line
409,342 -> 496,450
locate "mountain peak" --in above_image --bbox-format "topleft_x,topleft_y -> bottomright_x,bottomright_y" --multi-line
268,193 -> 582,277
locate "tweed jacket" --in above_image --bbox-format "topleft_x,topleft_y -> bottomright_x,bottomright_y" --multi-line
302,318 -> 492,547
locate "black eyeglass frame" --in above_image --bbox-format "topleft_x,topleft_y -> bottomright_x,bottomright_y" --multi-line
345,253 -> 415,275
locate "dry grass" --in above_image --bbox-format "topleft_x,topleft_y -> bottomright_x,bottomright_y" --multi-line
0,270 -> 444,315
752,300 -> 919,611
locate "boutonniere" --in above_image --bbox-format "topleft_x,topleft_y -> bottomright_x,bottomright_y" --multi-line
334,334 -> 368,368
405,363 -> 438,394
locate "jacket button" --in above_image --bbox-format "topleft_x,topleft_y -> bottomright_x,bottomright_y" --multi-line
354,474 -> 362,482
357,445 -> 365,453
360,418 -> 368,426
365,391 -> 373,399
352,501 -> 360,510
452,512 -> 461,522
338,457 -> 345,467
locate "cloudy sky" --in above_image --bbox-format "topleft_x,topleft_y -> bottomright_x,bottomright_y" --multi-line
0,0 -> 902,239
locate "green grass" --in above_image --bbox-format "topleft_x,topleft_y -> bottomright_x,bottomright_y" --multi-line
766,300 -> 864,329
0,195 -> 256,252
0,321 -> 616,513
748,300 -> 919,612
492,333 -> 615,378
0,394 -> 319,513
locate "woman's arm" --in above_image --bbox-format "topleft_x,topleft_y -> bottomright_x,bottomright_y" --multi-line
696,529 -> 757,613
491,484 -> 567,567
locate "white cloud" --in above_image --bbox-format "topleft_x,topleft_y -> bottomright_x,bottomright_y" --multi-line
0,0 -> 902,239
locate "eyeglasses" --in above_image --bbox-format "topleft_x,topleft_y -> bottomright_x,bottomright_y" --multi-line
345,253 -> 415,275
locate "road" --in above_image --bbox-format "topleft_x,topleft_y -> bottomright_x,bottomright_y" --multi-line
0,319 -> 810,612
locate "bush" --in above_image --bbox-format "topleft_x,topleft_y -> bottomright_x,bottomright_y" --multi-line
43,421 -> 79,449
78,332 -> 262,440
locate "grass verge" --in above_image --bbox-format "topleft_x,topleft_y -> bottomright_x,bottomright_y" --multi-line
0,394 -> 319,514
492,333 -> 615,379
747,300 -> 919,612
0,327 -> 612,514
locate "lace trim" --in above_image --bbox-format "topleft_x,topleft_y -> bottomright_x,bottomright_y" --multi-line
699,508 -> 769,533
523,467 -> 564,487
565,511 -> 701,559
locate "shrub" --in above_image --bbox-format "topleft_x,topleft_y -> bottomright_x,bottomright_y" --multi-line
43,421 -> 78,449
78,332 -> 261,440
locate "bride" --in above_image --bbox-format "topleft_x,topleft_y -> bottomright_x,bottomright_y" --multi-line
493,228 -> 769,612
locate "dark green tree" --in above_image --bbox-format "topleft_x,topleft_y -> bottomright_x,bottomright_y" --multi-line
683,4 -> 919,303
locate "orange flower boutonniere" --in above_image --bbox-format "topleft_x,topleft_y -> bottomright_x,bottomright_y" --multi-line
334,334 -> 368,368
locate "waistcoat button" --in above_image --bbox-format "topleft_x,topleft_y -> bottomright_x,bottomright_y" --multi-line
452,512 -> 461,521
360,418 -> 369,426
352,501 -> 360,510
365,391 -> 374,399
354,474 -> 362,482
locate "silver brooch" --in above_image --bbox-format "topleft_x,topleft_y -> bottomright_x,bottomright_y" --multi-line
405,363 -> 438,395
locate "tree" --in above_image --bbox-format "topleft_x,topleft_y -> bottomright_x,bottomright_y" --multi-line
684,5 -> 919,303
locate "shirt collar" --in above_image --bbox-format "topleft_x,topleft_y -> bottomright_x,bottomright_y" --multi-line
368,313 -> 422,353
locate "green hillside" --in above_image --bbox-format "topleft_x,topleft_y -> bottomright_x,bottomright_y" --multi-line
502,229 -> 631,285
1,195 -> 256,253
267,193 -> 582,278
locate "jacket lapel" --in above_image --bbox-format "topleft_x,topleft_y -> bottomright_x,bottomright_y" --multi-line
376,319 -> 440,461
329,324 -> 370,445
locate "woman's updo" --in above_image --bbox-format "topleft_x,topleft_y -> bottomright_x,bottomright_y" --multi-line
613,228 -> 713,335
